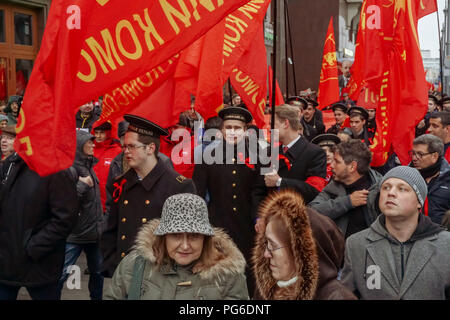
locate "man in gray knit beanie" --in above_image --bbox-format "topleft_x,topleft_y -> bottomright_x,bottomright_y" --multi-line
340,166 -> 450,300
379,166 -> 428,209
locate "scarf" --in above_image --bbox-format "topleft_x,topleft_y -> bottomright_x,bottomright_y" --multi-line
417,157 -> 442,180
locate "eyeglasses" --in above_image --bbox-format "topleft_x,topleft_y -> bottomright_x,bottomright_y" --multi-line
122,143 -> 147,152
408,150 -> 434,159
265,240 -> 286,254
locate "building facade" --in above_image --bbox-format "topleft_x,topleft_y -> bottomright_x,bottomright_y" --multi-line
0,0 -> 51,102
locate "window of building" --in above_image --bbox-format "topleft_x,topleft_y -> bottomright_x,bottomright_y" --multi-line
0,4 -> 39,99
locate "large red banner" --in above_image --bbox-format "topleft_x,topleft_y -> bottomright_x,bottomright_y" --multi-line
15,0 -> 252,176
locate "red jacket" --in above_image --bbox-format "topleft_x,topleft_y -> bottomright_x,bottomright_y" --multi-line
93,138 -> 122,211
160,130 -> 195,178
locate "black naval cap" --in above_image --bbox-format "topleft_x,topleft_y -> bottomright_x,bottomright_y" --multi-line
440,96 -> 450,105
332,102 -> 348,113
123,114 -> 169,137
311,133 -> 341,147
348,106 -> 369,120
218,106 -> 253,123
306,98 -> 319,107
286,96 -> 308,108
93,121 -> 112,131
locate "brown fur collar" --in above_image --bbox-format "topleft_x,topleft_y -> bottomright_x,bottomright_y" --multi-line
133,219 -> 246,281
252,189 -> 319,300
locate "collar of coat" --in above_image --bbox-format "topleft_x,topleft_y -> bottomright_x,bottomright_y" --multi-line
252,189 -> 319,300
122,159 -> 166,192
132,219 -> 246,281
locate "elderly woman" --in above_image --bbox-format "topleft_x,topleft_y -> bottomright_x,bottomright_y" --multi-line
252,189 -> 356,300
105,193 -> 249,300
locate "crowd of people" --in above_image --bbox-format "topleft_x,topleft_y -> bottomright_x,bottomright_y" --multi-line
0,76 -> 449,301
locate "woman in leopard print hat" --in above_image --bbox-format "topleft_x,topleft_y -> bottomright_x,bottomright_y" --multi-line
105,193 -> 249,300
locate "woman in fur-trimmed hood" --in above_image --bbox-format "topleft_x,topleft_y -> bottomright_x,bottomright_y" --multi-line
105,193 -> 249,300
252,189 -> 357,300
252,189 -> 319,300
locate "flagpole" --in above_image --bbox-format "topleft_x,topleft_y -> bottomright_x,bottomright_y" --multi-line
228,78 -> 234,105
271,0 -> 278,131
437,4 -> 445,94
285,0 -> 297,95
284,3 -> 289,97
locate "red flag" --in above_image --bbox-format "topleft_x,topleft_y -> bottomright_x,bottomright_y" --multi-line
369,0 -> 428,166
230,27 -> 268,128
99,55 -> 179,124
177,0 -> 271,121
268,66 -> 284,107
417,0 -> 438,19
101,0 -> 271,132
0,60 -> 6,101
15,0 -> 252,176
318,17 -> 339,110
174,22 -> 225,122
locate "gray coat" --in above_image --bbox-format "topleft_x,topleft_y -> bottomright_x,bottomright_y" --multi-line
309,169 -> 382,236
341,215 -> 450,300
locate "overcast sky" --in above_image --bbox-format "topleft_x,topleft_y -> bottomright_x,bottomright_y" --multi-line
418,0 -> 447,58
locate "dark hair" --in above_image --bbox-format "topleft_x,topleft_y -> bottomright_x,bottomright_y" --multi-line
205,116 -> 223,131
349,112 -> 366,122
430,112 -> 450,127
335,139 -> 372,175
137,134 -> 160,156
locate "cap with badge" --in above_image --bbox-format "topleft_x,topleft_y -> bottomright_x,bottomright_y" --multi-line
331,102 -> 348,113
348,106 -> 369,120
123,114 -> 169,137
218,106 -> 253,123
305,98 -> 319,108
311,133 -> 341,148
118,120 -> 129,138
286,96 -> 308,108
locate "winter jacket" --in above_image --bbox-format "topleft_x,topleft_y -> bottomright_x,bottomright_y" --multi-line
104,152 -> 173,216
66,131 -> 104,244
309,169 -> 382,236
425,158 -> 450,225
252,189 -> 356,300
93,137 -> 122,210
341,214 -> 450,300
160,132 -> 196,178
105,219 -> 249,300
75,105 -> 102,132
0,154 -> 78,287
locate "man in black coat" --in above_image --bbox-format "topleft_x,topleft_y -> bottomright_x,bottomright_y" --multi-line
348,106 -> 374,146
303,98 -> 326,137
104,120 -> 173,217
75,101 -> 102,133
0,154 -> 78,300
252,104 -> 327,225
192,106 -> 258,294
285,96 -> 318,141
326,103 -> 348,135
100,114 -> 196,277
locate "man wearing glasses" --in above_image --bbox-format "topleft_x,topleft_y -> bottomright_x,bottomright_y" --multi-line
409,134 -> 450,226
100,114 -> 196,278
